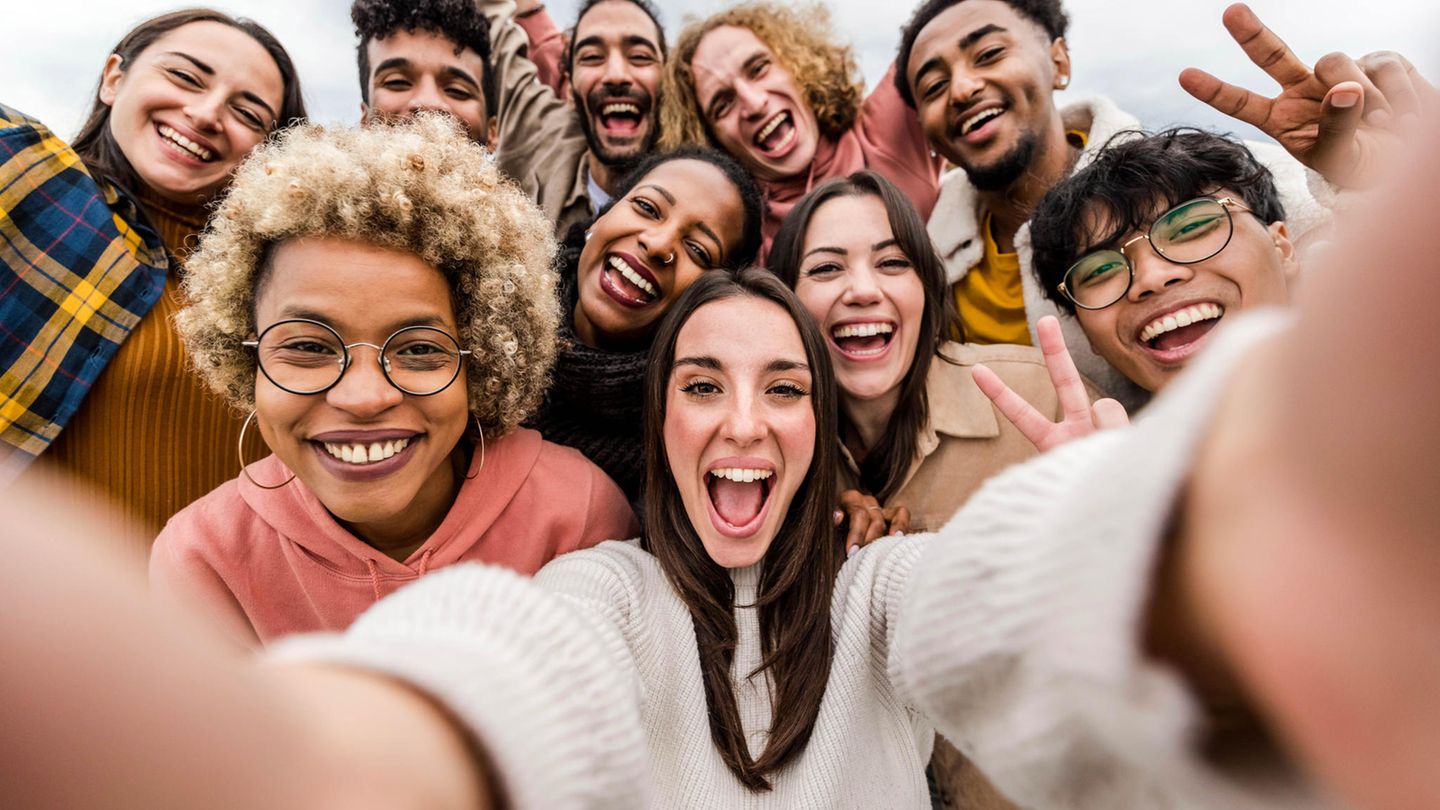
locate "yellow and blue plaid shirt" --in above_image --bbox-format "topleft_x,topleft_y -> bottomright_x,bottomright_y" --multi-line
0,103 -> 169,481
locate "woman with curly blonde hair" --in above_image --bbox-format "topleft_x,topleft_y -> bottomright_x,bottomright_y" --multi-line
660,1 -> 942,257
149,115 -> 636,646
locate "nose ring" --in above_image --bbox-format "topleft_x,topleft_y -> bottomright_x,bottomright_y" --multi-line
662,251 -> 675,265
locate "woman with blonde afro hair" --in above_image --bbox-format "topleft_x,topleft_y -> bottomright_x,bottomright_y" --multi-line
660,1 -> 943,258
150,115 -> 637,646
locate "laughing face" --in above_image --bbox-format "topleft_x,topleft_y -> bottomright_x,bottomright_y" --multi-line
1073,193 -> 1299,392
572,158 -> 746,349
664,296 -> 816,568
363,29 -> 494,147
568,0 -> 664,167
100,21 -> 284,204
251,236 -> 471,547
905,0 -> 1069,190
792,194 -> 925,411
689,25 -> 820,182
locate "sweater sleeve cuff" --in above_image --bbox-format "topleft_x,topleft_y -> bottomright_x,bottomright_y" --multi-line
893,312 -> 1307,807
268,563 -> 648,809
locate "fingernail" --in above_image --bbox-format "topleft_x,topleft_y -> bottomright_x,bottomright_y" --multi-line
847,545 -> 859,559
893,530 -> 905,537
833,510 -> 844,523
1331,89 -> 1360,108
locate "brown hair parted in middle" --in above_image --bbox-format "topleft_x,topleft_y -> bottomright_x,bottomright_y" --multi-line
769,171 -> 955,502
659,1 -> 862,152
641,266 -> 840,791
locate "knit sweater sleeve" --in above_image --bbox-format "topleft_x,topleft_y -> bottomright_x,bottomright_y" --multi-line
888,312 -> 1321,809
268,550 -> 650,809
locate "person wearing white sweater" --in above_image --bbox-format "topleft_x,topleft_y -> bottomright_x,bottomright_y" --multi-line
4,129 -> 1440,810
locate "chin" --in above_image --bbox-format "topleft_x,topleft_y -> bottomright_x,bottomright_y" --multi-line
702,534 -> 769,569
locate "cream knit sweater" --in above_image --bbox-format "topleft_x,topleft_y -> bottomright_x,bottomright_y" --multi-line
275,312 -> 1330,810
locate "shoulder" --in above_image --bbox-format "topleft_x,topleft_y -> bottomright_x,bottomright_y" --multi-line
534,539 -> 653,599
936,341 -> 1052,393
151,477 -> 270,569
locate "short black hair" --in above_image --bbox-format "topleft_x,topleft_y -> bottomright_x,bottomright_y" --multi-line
352,0 -> 496,118
1030,128 -> 1287,314
894,0 -> 1069,107
565,0 -> 667,74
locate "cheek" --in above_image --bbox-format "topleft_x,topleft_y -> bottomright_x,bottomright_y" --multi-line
253,381 -> 308,446
793,281 -> 833,326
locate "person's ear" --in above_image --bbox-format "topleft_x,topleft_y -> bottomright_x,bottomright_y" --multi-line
1269,220 -> 1301,282
485,117 -> 498,150
98,54 -> 126,106
360,102 -> 372,123
1051,37 -> 1072,91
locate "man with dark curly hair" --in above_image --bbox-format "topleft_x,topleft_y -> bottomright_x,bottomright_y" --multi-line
351,0 -> 497,147
480,0 -> 667,237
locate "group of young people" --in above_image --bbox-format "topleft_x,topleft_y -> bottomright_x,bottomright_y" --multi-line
2,0 -> 1437,808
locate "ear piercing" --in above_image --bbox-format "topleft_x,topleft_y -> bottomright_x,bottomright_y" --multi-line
1057,76 -> 1070,89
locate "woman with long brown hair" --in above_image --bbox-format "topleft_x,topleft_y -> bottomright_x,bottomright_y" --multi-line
1,9 -> 307,537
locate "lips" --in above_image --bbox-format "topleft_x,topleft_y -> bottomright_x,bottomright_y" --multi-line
753,110 -> 797,156
705,460 -> 776,538
308,430 -> 422,482
156,122 -> 217,162
590,93 -> 650,137
829,320 -> 896,360
598,251 -> 661,308
948,100 -> 1008,143
1134,301 -> 1225,363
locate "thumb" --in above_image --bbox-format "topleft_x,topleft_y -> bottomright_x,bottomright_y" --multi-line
1313,81 -> 1366,182
1091,398 -> 1130,431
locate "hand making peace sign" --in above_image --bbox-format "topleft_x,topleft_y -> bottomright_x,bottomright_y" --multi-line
1179,3 -> 1436,189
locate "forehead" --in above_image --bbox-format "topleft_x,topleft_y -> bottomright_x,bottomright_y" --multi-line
366,29 -> 485,77
258,236 -> 457,327
907,0 -> 1049,80
142,21 -> 284,98
691,25 -> 771,92
805,194 -> 892,247
674,296 -> 806,368
636,159 -> 746,246
575,0 -> 661,45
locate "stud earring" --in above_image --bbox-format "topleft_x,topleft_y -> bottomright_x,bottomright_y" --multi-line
584,230 -> 593,242
1057,76 -> 1070,89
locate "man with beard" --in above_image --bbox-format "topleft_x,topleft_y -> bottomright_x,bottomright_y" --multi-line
482,0 -> 665,238
352,0 -> 498,147
894,1 -> 1358,406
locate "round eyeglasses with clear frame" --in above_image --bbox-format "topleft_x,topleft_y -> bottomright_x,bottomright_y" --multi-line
243,319 -> 471,396
1056,196 -> 1255,311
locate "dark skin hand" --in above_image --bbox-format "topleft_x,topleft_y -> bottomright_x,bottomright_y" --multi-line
1180,3 -> 1436,188
835,489 -> 911,556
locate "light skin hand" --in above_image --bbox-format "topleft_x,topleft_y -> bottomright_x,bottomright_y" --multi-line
515,0 -> 543,15
835,489 -> 911,557
1178,3 -> 1436,189
973,315 -> 1128,453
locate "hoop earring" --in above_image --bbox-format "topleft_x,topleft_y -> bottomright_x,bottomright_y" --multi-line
238,410 -> 294,490
463,416 -> 486,481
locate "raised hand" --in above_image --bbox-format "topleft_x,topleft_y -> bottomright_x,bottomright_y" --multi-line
973,316 -> 1128,453
1178,3 -> 1434,188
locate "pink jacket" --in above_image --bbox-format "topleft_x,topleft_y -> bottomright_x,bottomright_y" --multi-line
150,428 -> 637,645
759,63 -> 943,260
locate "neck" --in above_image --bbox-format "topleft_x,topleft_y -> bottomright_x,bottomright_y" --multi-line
840,388 -> 901,463
587,152 -> 622,197
339,445 -> 467,562
979,116 -> 1077,253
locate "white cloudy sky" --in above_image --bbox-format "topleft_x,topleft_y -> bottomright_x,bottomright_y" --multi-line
4,0 -> 1436,143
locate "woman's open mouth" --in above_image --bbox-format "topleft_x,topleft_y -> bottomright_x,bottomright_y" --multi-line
309,432 -> 420,481
829,320 -> 896,361
599,252 -> 661,308
156,123 -> 216,163
1137,302 -> 1224,363
705,464 -> 775,538
753,110 -> 797,157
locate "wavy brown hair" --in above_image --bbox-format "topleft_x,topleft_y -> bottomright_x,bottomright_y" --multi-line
770,171 -> 954,502
659,2 -> 861,152
642,267 -> 840,790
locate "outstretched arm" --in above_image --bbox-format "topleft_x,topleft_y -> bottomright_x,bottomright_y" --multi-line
1179,2 -> 1436,188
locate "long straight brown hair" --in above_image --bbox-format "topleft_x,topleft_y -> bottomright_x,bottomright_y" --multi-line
71,8 -> 308,201
769,171 -> 954,502
641,267 -> 840,790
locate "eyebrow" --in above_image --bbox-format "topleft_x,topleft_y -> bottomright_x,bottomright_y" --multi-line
272,308 -> 449,332
637,184 -> 728,262
165,51 -> 278,120
672,356 -> 809,374
911,24 -> 1008,91
802,238 -> 900,260
674,355 -> 721,371
573,33 -> 659,53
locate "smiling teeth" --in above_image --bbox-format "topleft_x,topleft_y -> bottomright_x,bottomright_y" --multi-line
322,437 -> 410,465
960,107 -> 1002,135
832,322 -> 894,339
602,102 -> 640,115
608,255 -> 657,297
158,124 -> 213,160
1140,303 -> 1224,344
756,111 -> 788,142
710,468 -> 773,483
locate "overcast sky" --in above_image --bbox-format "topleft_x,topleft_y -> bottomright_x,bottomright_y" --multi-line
4,0 -> 1436,143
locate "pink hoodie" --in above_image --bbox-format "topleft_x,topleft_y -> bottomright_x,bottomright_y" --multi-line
150,428 -> 637,645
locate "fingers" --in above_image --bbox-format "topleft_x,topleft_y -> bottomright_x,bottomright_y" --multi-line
1091,398 -> 1131,431
1220,3 -> 1312,88
1315,52 -> 1392,125
844,504 -> 870,552
1356,51 -> 1431,121
1036,316 -> 1092,425
885,506 -> 912,536
973,363 -> 1052,449
1179,67 -> 1272,130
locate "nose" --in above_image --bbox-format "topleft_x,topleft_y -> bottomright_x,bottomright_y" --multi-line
638,224 -> 681,271
947,64 -> 985,107
324,345 -> 405,417
840,265 -> 883,305
405,77 -> 448,114
1126,242 -> 1196,301
735,79 -> 768,119
184,91 -> 225,132
601,50 -> 631,86
720,391 -> 767,447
